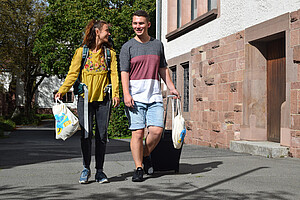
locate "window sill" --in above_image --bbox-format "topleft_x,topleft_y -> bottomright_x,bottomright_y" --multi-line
166,9 -> 218,42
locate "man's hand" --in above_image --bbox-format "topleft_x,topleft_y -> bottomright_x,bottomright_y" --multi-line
124,94 -> 134,108
170,89 -> 180,99
112,97 -> 120,108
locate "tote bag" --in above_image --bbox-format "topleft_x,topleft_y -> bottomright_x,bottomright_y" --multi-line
52,98 -> 79,140
171,99 -> 186,149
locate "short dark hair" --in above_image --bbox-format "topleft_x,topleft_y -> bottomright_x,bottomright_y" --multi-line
133,10 -> 149,22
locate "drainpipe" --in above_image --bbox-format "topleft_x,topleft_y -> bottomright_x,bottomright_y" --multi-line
156,0 -> 162,40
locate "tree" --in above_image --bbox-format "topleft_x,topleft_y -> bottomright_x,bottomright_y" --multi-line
35,0 -> 156,76
34,0 -> 156,136
0,0 -> 47,118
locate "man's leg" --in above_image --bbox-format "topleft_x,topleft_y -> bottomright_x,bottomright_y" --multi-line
144,126 -> 163,157
131,129 -> 144,169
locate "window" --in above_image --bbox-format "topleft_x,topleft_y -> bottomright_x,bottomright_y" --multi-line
182,62 -> 189,112
170,66 -> 177,88
177,0 -> 181,28
170,66 -> 177,112
53,91 -> 73,103
191,0 -> 197,20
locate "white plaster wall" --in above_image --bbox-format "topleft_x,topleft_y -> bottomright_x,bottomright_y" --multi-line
0,72 -> 12,92
161,0 -> 300,60
36,76 -> 77,109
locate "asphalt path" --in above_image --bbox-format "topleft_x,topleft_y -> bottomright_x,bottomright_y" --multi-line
0,121 -> 300,199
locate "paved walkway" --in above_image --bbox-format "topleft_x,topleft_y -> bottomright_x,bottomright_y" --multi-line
0,120 -> 300,199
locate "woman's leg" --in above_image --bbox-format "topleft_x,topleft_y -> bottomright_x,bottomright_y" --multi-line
94,97 -> 110,170
77,96 -> 94,169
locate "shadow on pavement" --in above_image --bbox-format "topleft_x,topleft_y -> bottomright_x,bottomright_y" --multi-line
108,161 -> 223,183
0,167 -> 294,200
0,129 -> 130,169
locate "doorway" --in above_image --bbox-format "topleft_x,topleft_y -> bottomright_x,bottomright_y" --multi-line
266,37 -> 286,142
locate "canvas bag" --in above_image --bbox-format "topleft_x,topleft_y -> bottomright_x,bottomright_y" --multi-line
52,98 -> 79,140
171,99 -> 186,149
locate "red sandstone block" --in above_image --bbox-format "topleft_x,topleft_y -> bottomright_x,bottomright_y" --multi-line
293,45 -> 300,63
223,101 -> 229,111
219,112 -> 225,122
291,82 -> 300,89
292,115 -> 300,130
236,39 -> 245,51
228,72 -> 235,82
235,70 -> 244,82
291,19 -> 300,30
202,130 -> 210,141
220,33 -> 237,45
219,60 -> 237,73
237,57 -> 245,70
234,112 -> 242,125
236,31 -> 244,40
291,30 -> 299,47
192,53 -> 203,63
223,42 -> 238,55
291,137 -> 300,147
216,132 -> 226,145
290,147 -> 300,158
291,90 -> 297,114
291,130 -> 300,137
220,73 -> 228,83
217,101 -> 222,111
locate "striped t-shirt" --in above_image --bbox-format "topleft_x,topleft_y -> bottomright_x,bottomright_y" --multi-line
120,37 -> 167,103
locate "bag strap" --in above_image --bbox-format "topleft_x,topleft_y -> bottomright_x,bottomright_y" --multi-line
104,46 -> 111,84
162,95 -> 176,138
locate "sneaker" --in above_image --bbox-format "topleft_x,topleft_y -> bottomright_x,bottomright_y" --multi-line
132,167 -> 144,182
143,156 -> 154,175
79,168 -> 91,184
95,171 -> 109,184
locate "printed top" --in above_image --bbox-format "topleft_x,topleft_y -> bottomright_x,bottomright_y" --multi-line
119,37 -> 167,103
58,47 -> 119,102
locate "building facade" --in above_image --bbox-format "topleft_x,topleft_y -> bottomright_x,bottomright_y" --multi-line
158,0 -> 300,158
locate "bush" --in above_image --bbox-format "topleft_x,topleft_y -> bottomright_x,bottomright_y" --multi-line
108,101 -> 131,138
36,113 -> 54,120
0,119 -> 16,131
0,118 -> 16,138
11,112 -> 41,126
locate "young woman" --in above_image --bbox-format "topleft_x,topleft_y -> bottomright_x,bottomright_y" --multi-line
55,19 -> 120,184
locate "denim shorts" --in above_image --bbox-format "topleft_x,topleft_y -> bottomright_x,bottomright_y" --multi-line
125,101 -> 164,130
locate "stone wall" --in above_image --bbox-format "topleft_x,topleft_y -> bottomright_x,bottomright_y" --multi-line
290,9 -> 300,157
185,31 -> 245,149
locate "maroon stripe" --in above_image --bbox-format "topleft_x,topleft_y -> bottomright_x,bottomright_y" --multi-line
130,55 -> 160,80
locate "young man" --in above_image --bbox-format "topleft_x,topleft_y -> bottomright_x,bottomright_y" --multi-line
120,10 -> 179,182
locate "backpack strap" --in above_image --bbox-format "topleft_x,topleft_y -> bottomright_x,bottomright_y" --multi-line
104,46 -> 111,84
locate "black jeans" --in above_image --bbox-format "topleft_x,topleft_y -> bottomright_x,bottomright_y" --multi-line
77,96 -> 110,170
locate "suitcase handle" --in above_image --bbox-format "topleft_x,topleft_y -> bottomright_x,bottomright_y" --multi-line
162,95 -> 177,138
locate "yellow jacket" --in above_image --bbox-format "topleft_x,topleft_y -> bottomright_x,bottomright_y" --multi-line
58,47 -> 119,102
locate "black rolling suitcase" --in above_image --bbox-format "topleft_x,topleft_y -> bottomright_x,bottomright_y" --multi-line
150,95 -> 183,173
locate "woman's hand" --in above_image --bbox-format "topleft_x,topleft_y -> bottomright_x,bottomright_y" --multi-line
112,97 -> 120,107
54,92 -> 62,100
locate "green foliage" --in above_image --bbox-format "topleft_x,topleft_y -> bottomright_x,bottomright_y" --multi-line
0,0 -> 48,118
35,0 -> 156,137
34,0 -> 156,77
108,101 -> 131,138
36,113 -> 54,120
0,118 -> 16,138
11,108 -> 41,126
0,118 -> 16,131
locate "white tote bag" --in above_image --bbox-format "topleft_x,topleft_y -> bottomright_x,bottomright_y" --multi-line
171,99 -> 186,149
52,98 -> 79,140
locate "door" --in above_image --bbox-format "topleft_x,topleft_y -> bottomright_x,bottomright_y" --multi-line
267,38 -> 286,142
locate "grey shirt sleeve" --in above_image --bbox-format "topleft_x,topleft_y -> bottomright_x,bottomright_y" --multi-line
160,42 -> 168,68
119,44 -> 130,72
